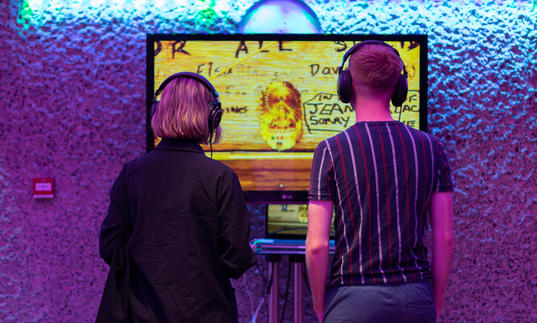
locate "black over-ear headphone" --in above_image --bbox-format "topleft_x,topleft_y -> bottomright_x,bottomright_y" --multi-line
337,40 -> 408,107
152,72 -> 223,135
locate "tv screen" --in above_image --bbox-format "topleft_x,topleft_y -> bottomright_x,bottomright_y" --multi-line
147,34 -> 428,203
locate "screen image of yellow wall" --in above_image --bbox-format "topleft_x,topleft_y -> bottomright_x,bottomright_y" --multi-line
266,204 -> 335,238
153,39 -> 423,191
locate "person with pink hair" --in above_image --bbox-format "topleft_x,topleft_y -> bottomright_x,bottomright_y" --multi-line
98,73 -> 255,322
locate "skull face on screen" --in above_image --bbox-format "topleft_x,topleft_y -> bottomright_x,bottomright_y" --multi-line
259,81 -> 303,151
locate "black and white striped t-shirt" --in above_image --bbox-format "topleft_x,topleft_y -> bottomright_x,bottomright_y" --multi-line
309,121 -> 453,287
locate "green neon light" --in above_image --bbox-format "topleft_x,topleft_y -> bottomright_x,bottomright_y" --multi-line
17,0 -> 221,29
16,0 -> 32,29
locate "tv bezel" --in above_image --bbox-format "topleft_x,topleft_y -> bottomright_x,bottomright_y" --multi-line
146,33 -> 428,204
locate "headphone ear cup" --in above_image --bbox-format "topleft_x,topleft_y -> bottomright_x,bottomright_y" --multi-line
337,70 -> 353,104
391,74 -> 408,107
208,102 -> 223,133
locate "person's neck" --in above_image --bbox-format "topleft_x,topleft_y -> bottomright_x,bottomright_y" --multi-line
353,96 -> 395,122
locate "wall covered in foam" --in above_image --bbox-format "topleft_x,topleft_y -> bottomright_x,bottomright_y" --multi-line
0,0 -> 536,322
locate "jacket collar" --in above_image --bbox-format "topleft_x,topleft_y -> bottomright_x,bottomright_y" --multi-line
155,138 -> 205,154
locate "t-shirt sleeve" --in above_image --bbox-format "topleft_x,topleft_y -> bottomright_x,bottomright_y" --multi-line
309,140 -> 335,201
434,140 -> 453,192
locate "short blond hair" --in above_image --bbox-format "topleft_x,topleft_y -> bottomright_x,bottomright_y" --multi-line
151,77 -> 221,144
349,43 -> 403,93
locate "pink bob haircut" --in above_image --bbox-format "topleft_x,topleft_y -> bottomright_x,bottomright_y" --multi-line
349,43 -> 403,94
151,76 -> 221,144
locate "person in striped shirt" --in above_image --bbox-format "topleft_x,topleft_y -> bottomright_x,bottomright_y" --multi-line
305,41 -> 454,323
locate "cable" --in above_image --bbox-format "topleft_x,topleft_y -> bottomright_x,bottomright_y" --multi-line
266,265 -> 274,295
279,259 -> 292,323
250,260 -> 270,323
250,296 -> 264,323
209,131 -> 213,159
264,259 -> 274,321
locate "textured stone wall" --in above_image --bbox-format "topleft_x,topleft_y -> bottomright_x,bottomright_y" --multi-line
0,0 -> 536,322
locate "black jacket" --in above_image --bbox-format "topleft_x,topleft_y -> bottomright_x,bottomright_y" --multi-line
99,138 -> 256,322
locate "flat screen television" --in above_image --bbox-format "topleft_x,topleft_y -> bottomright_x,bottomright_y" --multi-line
147,34 -> 428,203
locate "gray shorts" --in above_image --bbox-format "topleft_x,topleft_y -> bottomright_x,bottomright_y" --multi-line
324,281 -> 436,323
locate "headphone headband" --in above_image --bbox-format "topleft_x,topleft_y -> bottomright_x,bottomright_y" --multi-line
339,40 -> 407,78
154,72 -> 220,101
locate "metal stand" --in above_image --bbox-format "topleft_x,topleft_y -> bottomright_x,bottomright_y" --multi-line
267,254 -> 281,323
251,239 -> 334,323
290,255 -> 305,323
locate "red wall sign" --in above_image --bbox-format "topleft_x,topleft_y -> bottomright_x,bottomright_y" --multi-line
33,178 -> 54,199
